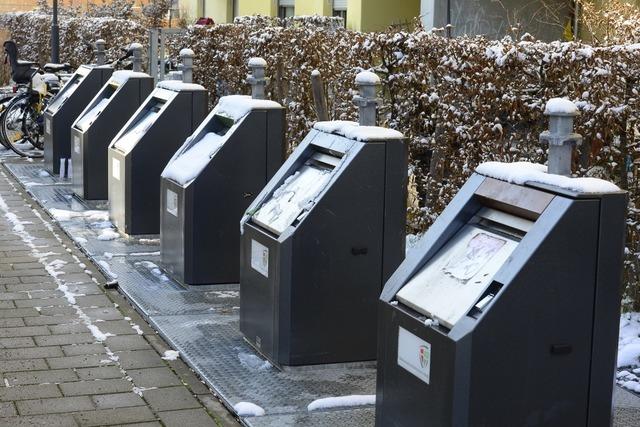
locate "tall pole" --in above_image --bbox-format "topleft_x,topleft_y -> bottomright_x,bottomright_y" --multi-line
51,0 -> 60,63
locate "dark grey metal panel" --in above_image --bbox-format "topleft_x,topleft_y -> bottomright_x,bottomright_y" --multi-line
160,107 -> 286,285
72,76 -> 154,200
240,130 -> 407,367
376,175 -> 626,427
588,193 -> 628,427
108,89 -> 208,235
44,66 -> 113,175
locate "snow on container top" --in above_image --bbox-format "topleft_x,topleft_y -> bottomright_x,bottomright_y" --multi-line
129,42 -> 143,50
156,80 -> 205,92
544,98 -> 578,115
109,70 -> 149,85
248,57 -> 267,67
179,48 -> 194,56
355,70 -> 380,85
313,120 -> 403,141
161,95 -> 281,185
476,161 -> 621,194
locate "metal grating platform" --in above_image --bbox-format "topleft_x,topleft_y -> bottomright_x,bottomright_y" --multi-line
4,159 -> 69,186
3,160 -> 378,427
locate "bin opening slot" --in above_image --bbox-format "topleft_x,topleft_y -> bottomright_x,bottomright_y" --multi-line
47,74 -> 84,113
473,207 -> 533,239
114,99 -> 165,152
75,85 -> 117,131
396,221 -> 520,329
466,281 -> 504,319
251,152 -> 339,235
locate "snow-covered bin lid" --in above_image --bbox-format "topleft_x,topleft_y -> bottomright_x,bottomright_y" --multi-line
313,121 -> 404,142
179,48 -> 194,57
214,95 -> 281,121
476,162 -> 621,194
110,70 -> 149,85
252,164 -> 333,235
161,94 -> 280,185
129,42 -> 143,50
157,80 -> 205,92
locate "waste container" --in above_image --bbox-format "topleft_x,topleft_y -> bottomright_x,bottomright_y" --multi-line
160,58 -> 285,285
108,49 -> 207,235
375,99 -> 627,427
71,44 -> 153,200
239,71 -> 407,367
44,39 -> 113,176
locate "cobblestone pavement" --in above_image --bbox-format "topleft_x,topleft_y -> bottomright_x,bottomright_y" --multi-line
0,169 -> 239,426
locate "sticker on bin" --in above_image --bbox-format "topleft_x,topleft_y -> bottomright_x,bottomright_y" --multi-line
45,118 -> 51,134
112,158 -> 120,180
251,240 -> 269,278
73,135 -> 80,154
397,327 -> 431,384
166,189 -> 178,217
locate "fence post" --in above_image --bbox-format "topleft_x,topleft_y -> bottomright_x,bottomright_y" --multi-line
95,39 -> 106,66
540,99 -> 582,176
353,70 -> 381,126
311,70 -> 329,122
180,48 -> 194,84
131,43 -> 143,72
247,57 -> 268,100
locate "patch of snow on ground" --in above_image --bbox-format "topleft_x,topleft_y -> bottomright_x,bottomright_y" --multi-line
209,291 -> 239,299
476,162 -> 620,193
132,386 -> 157,396
617,313 -> 640,393
75,237 -> 88,244
97,229 -> 119,241
161,350 -> 179,360
233,402 -> 265,417
87,324 -> 114,342
307,394 -> 376,411
38,170 -> 50,177
134,260 -> 169,281
131,324 -> 144,335
97,260 -> 118,279
238,353 -> 272,371
130,251 -> 161,256
619,313 -> 640,368
50,209 -> 109,222
139,238 -> 160,245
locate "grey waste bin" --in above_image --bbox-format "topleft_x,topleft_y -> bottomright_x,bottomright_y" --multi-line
160,59 -> 285,285
374,104 -> 627,426
71,70 -> 153,200
43,64 -> 113,175
107,79 -> 207,235
239,118 -> 407,367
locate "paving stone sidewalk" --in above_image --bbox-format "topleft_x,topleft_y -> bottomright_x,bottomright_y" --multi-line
0,169 -> 239,426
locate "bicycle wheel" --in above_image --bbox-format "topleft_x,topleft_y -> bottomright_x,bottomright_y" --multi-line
21,97 -> 44,150
0,94 -> 17,149
1,94 -> 43,158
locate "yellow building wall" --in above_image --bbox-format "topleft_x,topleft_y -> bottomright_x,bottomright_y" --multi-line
295,0 -> 331,16
347,0 -> 420,32
237,0 -> 277,16
185,0 -> 233,23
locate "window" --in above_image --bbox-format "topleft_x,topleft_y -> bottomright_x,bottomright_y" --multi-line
278,0 -> 295,18
278,6 -> 294,18
333,0 -> 347,27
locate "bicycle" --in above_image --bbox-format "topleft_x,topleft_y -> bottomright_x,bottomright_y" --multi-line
1,41 -> 134,158
1,40 -> 71,158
